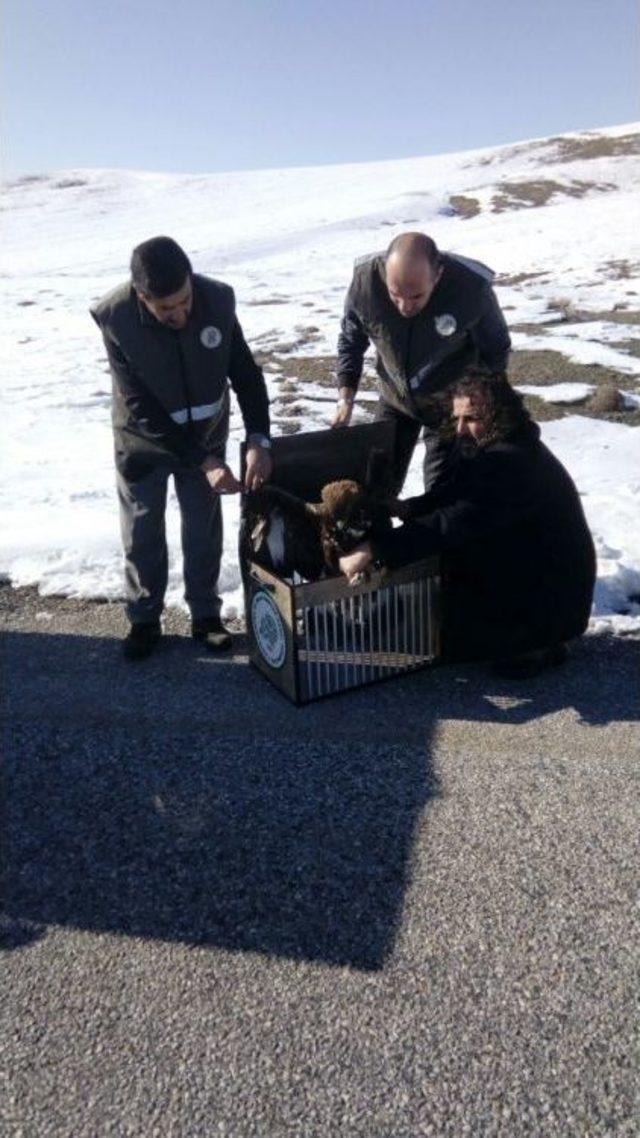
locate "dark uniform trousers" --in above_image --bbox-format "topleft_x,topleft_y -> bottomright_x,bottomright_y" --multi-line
374,398 -> 449,495
117,462 -> 224,624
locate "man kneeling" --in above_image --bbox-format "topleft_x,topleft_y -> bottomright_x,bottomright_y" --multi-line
339,371 -> 596,677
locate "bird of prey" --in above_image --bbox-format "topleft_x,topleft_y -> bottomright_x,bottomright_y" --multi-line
242,478 -> 394,581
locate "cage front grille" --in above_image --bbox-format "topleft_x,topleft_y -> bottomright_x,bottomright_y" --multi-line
296,578 -> 437,701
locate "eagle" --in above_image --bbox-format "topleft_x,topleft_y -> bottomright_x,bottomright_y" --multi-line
242,478 -> 395,581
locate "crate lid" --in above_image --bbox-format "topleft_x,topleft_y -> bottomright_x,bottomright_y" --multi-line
263,421 -> 396,501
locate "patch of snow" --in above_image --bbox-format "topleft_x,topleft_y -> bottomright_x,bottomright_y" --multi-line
1,122 -> 639,635
516,383 -> 594,403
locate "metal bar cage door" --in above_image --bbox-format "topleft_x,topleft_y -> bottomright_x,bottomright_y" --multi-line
246,558 -> 440,705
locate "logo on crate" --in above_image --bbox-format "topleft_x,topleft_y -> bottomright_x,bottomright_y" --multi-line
251,590 -> 287,669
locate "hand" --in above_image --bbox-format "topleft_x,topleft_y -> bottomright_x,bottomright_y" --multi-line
201,456 -> 242,494
331,388 -> 355,428
244,444 -> 273,491
339,542 -> 373,584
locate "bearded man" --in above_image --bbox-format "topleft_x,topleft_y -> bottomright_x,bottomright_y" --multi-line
339,372 -> 596,677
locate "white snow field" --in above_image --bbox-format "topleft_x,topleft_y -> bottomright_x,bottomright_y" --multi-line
1,123 -> 639,631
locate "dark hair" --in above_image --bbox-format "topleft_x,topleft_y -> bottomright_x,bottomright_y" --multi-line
386,232 -> 442,271
450,368 -> 532,446
130,236 -> 192,298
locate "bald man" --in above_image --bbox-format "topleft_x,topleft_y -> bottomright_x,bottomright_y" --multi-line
333,232 -> 511,492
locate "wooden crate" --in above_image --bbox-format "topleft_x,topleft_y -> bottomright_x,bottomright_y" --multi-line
245,557 -> 440,704
241,423 -> 441,703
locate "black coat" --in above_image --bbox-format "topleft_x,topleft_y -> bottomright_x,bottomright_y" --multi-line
376,423 -> 596,660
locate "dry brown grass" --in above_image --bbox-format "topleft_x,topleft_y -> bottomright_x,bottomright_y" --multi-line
245,297 -> 289,307
509,322 -> 551,335
260,345 -> 640,432
587,385 -> 626,413
543,133 -> 640,163
448,194 -> 481,219
544,305 -> 640,327
612,338 -> 640,360
510,350 -> 640,425
256,351 -> 379,391
469,139 -> 552,168
471,131 -> 639,172
546,297 -> 579,322
603,259 -> 637,280
496,271 -> 548,286
509,349 -> 625,386
491,178 -> 614,212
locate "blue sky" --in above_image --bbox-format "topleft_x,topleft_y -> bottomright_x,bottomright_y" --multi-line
3,0 -> 638,176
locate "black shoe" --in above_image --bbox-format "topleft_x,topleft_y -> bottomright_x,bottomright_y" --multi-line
191,615 -> 233,652
492,642 -> 568,680
122,621 -> 162,661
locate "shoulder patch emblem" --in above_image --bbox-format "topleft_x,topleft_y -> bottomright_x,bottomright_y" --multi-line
200,325 -> 222,349
435,314 -> 457,337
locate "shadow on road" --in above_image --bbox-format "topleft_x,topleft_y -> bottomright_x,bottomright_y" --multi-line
2,629 -> 638,967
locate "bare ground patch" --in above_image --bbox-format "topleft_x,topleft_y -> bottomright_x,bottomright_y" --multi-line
255,352 -> 333,384
510,322 -> 551,335
542,132 -> 640,163
611,338 -> 640,360
516,391 -> 640,426
245,297 -> 289,307
467,138 -> 553,168
262,349 -> 640,426
491,179 -> 614,212
256,352 -> 378,392
602,259 -> 640,281
470,131 -> 640,171
496,271 -> 549,287
448,194 -> 481,219
265,354 -> 353,431
544,300 -> 640,326
510,348 -> 628,386
510,349 -> 640,425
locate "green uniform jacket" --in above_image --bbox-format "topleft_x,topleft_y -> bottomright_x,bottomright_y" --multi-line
91,274 -> 270,481
337,252 -> 511,424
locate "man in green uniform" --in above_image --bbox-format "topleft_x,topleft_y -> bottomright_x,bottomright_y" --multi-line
334,232 -> 511,492
91,236 -> 272,659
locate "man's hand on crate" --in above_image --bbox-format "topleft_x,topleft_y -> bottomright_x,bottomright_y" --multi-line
339,542 -> 374,585
331,387 -> 356,428
244,443 -> 273,491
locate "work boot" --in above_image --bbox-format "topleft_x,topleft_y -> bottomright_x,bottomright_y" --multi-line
191,614 -> 233,652
492,642 -> 568,680
122,621 -> 162,661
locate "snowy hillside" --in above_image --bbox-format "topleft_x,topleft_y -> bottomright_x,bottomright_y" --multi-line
1,123 -> 639,632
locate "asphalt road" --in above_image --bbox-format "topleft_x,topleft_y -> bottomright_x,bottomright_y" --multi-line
2,587 -> 638,1137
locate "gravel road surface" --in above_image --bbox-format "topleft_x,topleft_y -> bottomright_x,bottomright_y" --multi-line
2,586 -> 638,1136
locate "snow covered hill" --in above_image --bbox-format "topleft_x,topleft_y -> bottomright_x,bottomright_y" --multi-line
2,123 -> 639,631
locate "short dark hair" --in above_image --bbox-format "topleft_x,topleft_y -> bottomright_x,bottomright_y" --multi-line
386,232 -> 441,271
130,236 -> 192,298
451,368 -> 531,446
